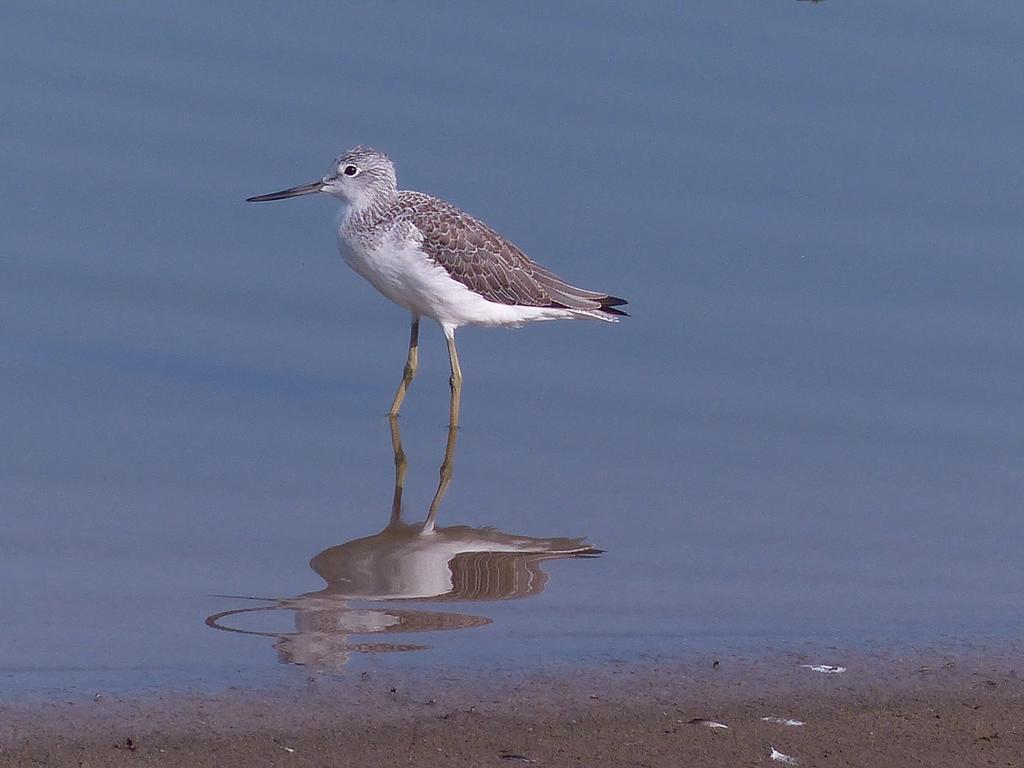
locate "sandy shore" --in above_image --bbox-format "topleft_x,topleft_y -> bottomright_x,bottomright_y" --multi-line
2,647 -> 1022,767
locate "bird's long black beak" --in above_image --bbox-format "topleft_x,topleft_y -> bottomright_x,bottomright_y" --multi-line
246,180 -> 324,202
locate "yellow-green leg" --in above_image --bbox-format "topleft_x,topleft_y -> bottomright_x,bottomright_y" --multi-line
424,418 -> 458,533
423,329 -> 462,533
445,330 -> 462,429
388,315 -> 420,417
388,414 -> 407,525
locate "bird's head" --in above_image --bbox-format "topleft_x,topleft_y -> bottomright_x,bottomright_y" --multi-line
247,146 -> 397,207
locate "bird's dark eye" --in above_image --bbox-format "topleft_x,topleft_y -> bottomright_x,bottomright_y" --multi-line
343,165 -> 358,176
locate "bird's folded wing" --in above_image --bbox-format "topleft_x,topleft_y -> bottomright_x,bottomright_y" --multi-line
400,191 -> 607,310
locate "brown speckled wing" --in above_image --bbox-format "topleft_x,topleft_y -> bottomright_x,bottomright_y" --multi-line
398,191 -> 619,312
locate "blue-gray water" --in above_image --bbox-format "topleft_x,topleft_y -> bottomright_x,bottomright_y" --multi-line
2,2 -> 1022,695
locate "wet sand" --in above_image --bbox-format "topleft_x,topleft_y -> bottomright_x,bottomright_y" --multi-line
2,647 -> 1022,767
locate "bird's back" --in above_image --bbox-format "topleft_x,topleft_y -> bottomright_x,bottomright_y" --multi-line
392,191 -> 627,316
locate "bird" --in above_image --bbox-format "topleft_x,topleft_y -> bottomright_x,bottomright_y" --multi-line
247,146 -> 627,427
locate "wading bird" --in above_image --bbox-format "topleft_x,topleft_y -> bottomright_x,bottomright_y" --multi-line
247,147 -> 627,427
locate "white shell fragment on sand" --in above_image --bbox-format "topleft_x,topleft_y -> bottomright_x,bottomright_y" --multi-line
770,746 -> 799,764
761,716 -> 806,726
800,664 -> 846,674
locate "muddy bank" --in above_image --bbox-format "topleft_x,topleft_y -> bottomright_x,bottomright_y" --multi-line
2,648 -> 1021,767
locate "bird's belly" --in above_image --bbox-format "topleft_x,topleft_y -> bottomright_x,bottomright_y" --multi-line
338,237 -> 575,329
340,239 -> 449,313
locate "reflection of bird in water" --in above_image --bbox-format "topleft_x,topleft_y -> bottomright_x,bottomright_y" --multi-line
247,146 -> 627,427
206,417 -> 600,668
310,518 -> 596,603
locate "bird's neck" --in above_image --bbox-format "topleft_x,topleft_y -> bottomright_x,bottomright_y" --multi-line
343,188 -> 397,230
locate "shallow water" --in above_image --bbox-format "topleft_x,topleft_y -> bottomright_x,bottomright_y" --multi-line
2,2 -> 1023,695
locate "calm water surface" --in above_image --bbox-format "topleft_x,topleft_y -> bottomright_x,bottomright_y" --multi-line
2,2 -> 1022,695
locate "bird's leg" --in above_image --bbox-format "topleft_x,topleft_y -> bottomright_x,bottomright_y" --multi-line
388,315 -> 420,417
445,330 -> 463,430
388,414 -> 407,525
423,331 -> 462,533
424,415 -> 458,534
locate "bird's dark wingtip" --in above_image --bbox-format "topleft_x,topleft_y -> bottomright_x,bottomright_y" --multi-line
598,295 -> 629,317
547,295 -> 629,317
